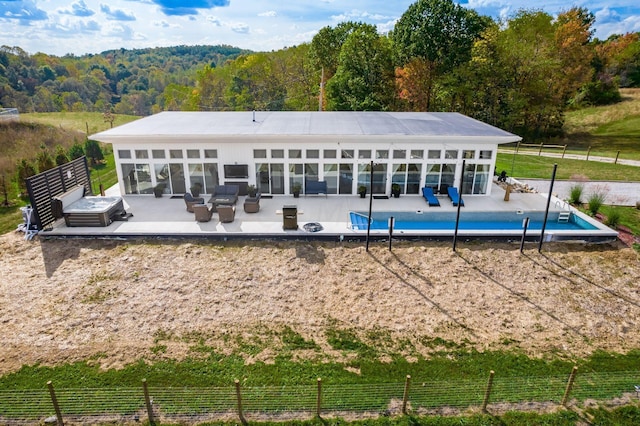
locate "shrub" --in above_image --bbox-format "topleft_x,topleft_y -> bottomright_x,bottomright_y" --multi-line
568,184 -> 583,205
587,192 -> 606,216
605,208 -> 622,228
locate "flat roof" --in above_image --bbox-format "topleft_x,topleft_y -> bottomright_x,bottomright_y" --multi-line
91,111 -> 521,142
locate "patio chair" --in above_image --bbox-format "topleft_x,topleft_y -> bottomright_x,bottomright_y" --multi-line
244,194 -> 260,213
421,187 -> 440,207
193,204 -> 214,222
447,186 -> 464,207
184,192 -> 205,212
217,204 -> 236,223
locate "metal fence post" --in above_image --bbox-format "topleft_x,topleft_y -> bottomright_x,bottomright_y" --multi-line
402,375 -> 411,415
142,379 -> 154,425
235,379 -> 246,423
586,146 -> 592,161
47,381 -> 64,426
481,370 -> 495,412
561,366 -> 579,407
615,150 -> 620,164
562,145 -> 567,158
538,142 -> 544,155
316,378 -> 322,417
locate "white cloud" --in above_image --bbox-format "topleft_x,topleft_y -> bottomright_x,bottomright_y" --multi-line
258,11 -> 277,17
230,22 -> 250,34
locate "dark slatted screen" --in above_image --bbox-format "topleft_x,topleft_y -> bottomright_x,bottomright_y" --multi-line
25,156 -> 92,230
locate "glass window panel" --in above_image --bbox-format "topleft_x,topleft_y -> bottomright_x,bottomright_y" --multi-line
306,149 -> 319,159
289,163 -> 303,194
254,149 -> 267,159
392,150 -> 405,159
425,164 -> 441,190
188,163 -> 205,193
411,150 -> 424,159
154,164 -> 170,194
187,149 -> 200,159
169,149 -> 183,159
324,149 -> 336,159
427,150 -> 440,159
118,150 -> 131,159
407,164 -> 421,194
122,164 -> 135,194
480,150 -> 492,159
204,163 -> 219,194
289,149 -> 302,159
341,149 -> 354,159
392,164 -> 407,193
441,164 -> 456,189
376,150 -> 389,159
271,149 -> 284,158
135,163 -> 152,194
152,149 -> 165,159
204,149 -> 217,159
445,150 -> 458,160
463,150 -> 476,159
462,163 -> 475,194
358,150 -> 371,159
135,149 -> 148,159
339,164 -> 353,194
323,164 -> 338,194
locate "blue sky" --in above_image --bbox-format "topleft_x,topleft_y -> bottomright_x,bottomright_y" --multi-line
1,0 -> 639,56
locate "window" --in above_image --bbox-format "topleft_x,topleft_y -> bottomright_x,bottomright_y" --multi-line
411,150 -> 424,159
463,150 -> 476,159
445,150 -> 458,159
377,150 -> 389,159
135,149 -> 148,159
152,149 -> 165,159
341,149 -> 354,159
204,149 -> 217,159
187,149 -> 200,159
271,149 -> 284,158
289,149 -> 302,159
479,150 -> 492,159
324,149 -> 336,159
358,150 -> 371,159
254,149 -> 267,159
427,150 -> 441,159
392,150 -> 405,159
118,149 -> 131,159
306,149 -> 319,159
169,149 -> 183,159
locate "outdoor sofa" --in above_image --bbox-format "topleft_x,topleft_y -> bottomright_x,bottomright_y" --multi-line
208,185 -> 239,207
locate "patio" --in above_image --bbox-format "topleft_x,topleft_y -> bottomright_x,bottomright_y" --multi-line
37,178 -> 620,242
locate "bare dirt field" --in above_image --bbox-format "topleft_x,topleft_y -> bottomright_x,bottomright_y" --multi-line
1,231 -> 639,374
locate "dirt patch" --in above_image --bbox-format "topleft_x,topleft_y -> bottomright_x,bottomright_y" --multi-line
1,232 -> 639,374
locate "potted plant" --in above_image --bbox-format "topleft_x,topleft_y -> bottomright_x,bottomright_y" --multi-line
153,183 -> 165,198
246,184 -> 257,198
190,182 -> 202,197
358,185 -> 367,198
292,183 -> 302,198
391,183 -> 401,198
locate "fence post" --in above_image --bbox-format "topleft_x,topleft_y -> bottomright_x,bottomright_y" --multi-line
562,145 -> 567,158
515,141 -> 520,153
142,379 -> 154,425
561,366 -> 578,407
481,370 -> 495,412
47,381 -> 64,426
615,150 -> 620,164
316,378 -> 322,417
586,146 -> 591,161
235,379 -> 246,424
402,375 -> 411,415
538,142 -> 544,156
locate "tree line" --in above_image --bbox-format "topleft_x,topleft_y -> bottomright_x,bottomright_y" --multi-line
1,0 -> 639,140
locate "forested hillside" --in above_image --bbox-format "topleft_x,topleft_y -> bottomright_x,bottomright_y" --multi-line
1,0 -> 640,139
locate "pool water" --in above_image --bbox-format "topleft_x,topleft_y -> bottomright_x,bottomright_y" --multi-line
349,211 -> 597,231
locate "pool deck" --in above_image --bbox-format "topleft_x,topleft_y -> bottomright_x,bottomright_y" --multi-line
39,180 -> 618,242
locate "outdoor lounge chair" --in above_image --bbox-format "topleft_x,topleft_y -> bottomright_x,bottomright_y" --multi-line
217,204 -> 236,223
184,192 -> 205,212
447,186 -> 464,207
421,187 -> 440,207
243,193 -> 260,213
193,204 -> 214,222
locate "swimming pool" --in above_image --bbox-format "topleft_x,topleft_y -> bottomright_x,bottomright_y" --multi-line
349,210 -> 598,232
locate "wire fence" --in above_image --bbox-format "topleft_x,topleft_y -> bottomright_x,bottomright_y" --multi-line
0,370 -> 638,425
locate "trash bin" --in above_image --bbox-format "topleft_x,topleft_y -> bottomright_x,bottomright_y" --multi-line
283,205 -> 298,230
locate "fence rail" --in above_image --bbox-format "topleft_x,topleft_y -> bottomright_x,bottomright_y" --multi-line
0,108 -> 19,122
0,370 -> 638,425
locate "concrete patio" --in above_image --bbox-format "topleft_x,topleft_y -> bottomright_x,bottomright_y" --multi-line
38,180 -> 617,242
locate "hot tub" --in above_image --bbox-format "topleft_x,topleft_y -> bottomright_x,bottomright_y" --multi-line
63,196 -> 125,227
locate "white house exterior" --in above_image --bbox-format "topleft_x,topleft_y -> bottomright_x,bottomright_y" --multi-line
91,111 -> 521,198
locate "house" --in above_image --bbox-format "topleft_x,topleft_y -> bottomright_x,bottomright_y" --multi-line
90,111 -> 521,198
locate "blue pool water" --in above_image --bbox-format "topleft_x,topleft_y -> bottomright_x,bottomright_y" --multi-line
349,211 -> 597,231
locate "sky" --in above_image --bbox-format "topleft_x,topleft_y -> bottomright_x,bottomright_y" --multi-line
1,0 -> 640,57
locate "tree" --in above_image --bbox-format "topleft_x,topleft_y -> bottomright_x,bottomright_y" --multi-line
36,149 -> 55,173
54,145 -> 69,166
84,139 -> 104,165
392,0 -> 489,110
325,25 -> 395,111
15,158 -> 36,196
68,142 -> 85,160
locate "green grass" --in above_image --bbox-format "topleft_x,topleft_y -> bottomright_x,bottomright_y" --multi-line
496,153 -> 640,181
21,112 -> 139,136
599,205 -> 640,235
